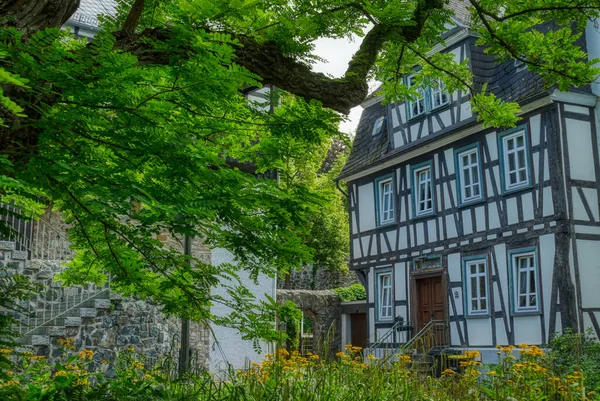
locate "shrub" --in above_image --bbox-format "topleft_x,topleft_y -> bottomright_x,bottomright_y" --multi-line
333,284 -> 366,302
548,328 -> 600,392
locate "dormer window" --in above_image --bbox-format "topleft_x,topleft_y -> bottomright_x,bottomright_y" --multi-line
430,78 -> 449,109
372,116 -> 386,136
406,75 -> 450,119
407,75 -> 426,118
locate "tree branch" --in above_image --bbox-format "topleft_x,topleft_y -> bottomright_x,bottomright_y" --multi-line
120,0 -> 145,37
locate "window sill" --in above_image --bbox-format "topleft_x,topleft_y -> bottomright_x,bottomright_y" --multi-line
502,182 -> 533,196
411,211 -> 436,221
377,221 -> 396,229
465,313 -> 491,319
458,197 -> 486,209
511,310 -> 542,317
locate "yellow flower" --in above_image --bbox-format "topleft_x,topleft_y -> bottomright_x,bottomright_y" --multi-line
336,351 -> 347,358
54,370 -> 68,377
77,350 -> 94,360
100,360 -> 109,364
486,371 -> 497,376
310,354 -> 319,360
0,348 -> 12,354
367,354 -> 378,360
441,368 -> 455,376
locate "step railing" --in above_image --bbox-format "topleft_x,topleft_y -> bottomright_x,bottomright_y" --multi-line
365,318 -> 413,358
400,320 -> 449,355
0,204 -> 74,261
16,278 -> 111,336
0,204 -> 111,336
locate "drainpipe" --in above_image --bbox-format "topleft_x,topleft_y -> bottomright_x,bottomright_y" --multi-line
335,179 -> 348,198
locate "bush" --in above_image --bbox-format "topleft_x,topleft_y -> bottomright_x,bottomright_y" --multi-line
333,284 -> 366,302
548,328 -> 600,392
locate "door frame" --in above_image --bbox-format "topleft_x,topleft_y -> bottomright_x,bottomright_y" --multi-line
410,268 -> 449,332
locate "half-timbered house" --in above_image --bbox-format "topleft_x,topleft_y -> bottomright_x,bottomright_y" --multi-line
339,20 -> 600,362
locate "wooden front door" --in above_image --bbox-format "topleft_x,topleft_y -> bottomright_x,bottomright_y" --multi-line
416,275 -> 445,329
350,313 -> 367,349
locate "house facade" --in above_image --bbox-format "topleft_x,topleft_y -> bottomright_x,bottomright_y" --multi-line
339,22 -> 600,362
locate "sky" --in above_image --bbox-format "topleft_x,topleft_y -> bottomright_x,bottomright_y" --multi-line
311,36 -> 379,137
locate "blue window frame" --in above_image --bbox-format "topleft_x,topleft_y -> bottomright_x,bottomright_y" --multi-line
507,247 -> 541,315
410,161 -> 434,218
462,255 -> 490,318
406,75 -> 449,119
498,126 -> 532,194
376,269 -> 394,322
454,143 -> 484,206
375,174 -> 395,226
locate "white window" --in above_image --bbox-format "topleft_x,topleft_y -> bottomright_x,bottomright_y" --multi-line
512,252 -> 538,313
458,147 -> 482,203
502,130 -> 529,191
407,75 -> 425,118
413,166 -> 433,216
378,178 -> 395,225
430,78 -> 449,109
372,116 -> 385,136
378,273 -> 393,321
465,258 -> 489,316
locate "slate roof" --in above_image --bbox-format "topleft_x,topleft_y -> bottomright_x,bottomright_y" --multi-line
339,23 -> 593,180
67,0 -> 117,29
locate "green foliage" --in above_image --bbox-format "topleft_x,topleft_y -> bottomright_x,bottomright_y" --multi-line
548,328 -> 600,392
278,300 -> 303,351
333,284 -> 366,302
0,271 -> 40,376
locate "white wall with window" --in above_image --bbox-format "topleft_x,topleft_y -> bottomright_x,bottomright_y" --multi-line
430,78 -> 449,109
376,271 -> 393,321
499,127 -> 531,192
411,163 -> 434,217
407,74 -> 426,118
509,248 -> 540,314
375,175 -> 395,226
463,257 -> 489,317
455,144 -> 484,205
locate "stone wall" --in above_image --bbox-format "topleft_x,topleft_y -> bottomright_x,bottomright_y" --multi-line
279,265 -> 360,290
277,289 -> 341,356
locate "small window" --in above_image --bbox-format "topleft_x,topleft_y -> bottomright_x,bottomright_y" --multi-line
456,145 -> 483,205
499,128 -> 531,192
463,257 -> 489,317
407,75 -> 425,118
372,116 -> 386,136
430,78 -> 449,109
412,163 -> 434,217
375,175 -> 395,226
509,249 -> 540,314
377,272 -> 393,321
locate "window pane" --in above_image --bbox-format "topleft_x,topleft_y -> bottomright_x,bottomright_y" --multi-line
507,138 -> 514,151
479,276 -> 486,296
480,299 -> 487,311
529,270 -> 536,293
518,150 -> 525,169
519,169 -> 527,183
530,294 -> 536,307
519,271 -> 527,294
478,263 -> 485,274
509,172 -> 517,185
472,300 -> 477,310
519,295 -> 527,307
471,278 -> 477,298
465,186 -> 471,199
471,167 -> 479,184
464,170 -> 471,186
517,135 -> 524,147
471,264 -> 476,275
508,153 -> 516,171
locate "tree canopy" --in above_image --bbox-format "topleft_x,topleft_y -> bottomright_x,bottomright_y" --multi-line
0,0 -> 599,337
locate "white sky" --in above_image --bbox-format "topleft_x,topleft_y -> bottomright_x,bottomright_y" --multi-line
311,36 -> 379,137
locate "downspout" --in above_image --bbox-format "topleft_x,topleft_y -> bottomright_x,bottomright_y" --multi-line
335,179 -> 348,198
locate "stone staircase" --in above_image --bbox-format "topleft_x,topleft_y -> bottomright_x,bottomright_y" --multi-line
0,214 -> 112,348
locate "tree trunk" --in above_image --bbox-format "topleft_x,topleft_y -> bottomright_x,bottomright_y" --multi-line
0,0 -> 80,36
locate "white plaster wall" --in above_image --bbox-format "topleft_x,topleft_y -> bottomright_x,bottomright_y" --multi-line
467,319 -> 493,346
539,234 -> 556,339
566,119 -> 595,181
209,248 -> 275,373
394,262 -> 407,301
577,239 -> 600,308
513,316 -> 542,345
358,183 -> 376,232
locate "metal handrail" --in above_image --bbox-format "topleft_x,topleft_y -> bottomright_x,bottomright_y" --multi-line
0,204 -> 111,336
401,320 -> 448,354
366,319 -> 413,356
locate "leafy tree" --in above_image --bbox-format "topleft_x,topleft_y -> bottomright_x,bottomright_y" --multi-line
0,0 -> 598,339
